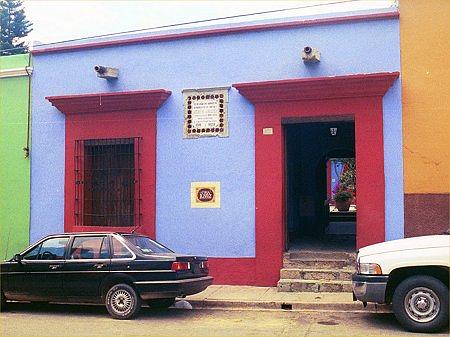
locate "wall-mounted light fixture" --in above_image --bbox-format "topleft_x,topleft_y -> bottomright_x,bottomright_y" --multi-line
94,65 -> 119,79
302,46 -> 320,63
330,127 -> 338,136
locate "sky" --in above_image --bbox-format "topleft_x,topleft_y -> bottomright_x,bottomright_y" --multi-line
22,0 -> 394,46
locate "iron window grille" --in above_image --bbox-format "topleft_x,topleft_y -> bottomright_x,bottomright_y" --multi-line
74,137 -> 142,227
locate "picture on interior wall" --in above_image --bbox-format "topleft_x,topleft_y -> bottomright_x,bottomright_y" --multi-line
329,158 -> 356,212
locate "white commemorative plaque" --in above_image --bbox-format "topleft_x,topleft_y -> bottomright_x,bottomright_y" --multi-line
183,87 -> 230,138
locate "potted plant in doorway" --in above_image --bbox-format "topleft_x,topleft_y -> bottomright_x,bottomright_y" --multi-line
331,158 -> 356,211
333,189 -> 354,212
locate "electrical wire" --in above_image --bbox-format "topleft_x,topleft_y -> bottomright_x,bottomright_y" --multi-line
1,0 -> 365,54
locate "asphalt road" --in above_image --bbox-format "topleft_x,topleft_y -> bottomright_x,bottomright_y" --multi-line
1,302 -> 448,337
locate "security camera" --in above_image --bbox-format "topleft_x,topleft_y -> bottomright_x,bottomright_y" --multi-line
302,46 -> 320,63
94,65 -> 106,74
94,65 -> 119,79
304,46 -> 313,54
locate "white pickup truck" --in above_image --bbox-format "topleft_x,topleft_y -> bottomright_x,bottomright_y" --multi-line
352,234 -> 449,333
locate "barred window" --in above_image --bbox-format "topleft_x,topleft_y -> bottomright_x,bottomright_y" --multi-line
75,138 -> 142,227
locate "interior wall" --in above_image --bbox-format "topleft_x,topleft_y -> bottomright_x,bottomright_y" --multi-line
285,121 -> 355,239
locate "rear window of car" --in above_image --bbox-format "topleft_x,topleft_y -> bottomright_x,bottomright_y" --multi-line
111,237 -> 133,259
122,235 -> 172,254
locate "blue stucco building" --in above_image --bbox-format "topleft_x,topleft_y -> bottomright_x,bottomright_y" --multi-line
30,8 -> 403,285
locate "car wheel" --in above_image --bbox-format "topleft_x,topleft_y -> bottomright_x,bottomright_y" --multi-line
105,283 -> 141,320
147,298 -> 175,309
392,275 -> 449,333
0,291 -> 7,311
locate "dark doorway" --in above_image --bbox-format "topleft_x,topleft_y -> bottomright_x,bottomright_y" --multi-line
285,120 -> 356,251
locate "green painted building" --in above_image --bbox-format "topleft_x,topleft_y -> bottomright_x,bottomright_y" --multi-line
0,54 -> 32,259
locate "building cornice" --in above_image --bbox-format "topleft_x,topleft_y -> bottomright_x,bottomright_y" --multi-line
233,72 -> 400,103
46,89 -> 171,115
0,67 -> 33,78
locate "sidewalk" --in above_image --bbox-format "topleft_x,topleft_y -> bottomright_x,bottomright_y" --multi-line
182,285 -> 391,313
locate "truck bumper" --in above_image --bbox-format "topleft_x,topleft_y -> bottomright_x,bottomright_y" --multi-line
352,273 -> 388,304
134,276 -> 213,300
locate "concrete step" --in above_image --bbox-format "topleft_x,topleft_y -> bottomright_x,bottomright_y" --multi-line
280,268 -> 354,281
277,279 -> 353,293
284,250 -> 356,261
283,258 -> 353,269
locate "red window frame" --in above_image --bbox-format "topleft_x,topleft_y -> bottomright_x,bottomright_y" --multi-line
47,90 -> 171,238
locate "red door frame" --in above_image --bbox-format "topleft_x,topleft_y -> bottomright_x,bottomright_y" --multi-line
46,90 -> 171,238
234,72 -> 399,286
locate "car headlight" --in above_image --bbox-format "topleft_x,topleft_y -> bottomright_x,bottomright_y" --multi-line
358,262 -> 383,275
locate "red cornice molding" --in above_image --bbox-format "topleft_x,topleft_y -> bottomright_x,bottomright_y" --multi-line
233,72 -> 399,103
32,12 -> 398,55
46,89 -> 171,115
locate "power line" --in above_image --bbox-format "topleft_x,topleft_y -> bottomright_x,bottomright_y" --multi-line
1,0 -> 363,54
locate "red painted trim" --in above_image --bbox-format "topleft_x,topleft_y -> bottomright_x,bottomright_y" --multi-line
233,72 -> 400,102
354,97 -> 385,247
46,89 -> 171,115
233,72 -> 398,286
254,112 -> 285,286
46,90 -> 171,239
32,12 -> 398,55
208,258 -> 256,285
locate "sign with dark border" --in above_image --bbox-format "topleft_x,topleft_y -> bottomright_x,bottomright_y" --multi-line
190,181 -> 221,208
183,87 -> 229,138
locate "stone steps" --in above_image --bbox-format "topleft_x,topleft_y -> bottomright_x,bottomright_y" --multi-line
284,251 -> 356,261
280,268 -> 353,281
277,279 -> 353,293
283,258 -> 353,269
278,248 -> 356,293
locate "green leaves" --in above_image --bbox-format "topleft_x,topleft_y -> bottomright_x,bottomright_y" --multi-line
0,0 -> 33,55
332,158 -> 356,201
338,158 -> 356,193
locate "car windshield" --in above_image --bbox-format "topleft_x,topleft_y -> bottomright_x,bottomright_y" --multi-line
122,235 -> 173,254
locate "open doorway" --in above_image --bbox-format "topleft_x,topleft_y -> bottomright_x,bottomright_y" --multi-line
285,120 -> 356,252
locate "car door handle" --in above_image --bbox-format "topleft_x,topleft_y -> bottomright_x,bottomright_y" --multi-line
49,264 -> 61,270
94,263 -> 106,269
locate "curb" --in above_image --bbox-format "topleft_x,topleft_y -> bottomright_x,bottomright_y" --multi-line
184,299 -> 392,313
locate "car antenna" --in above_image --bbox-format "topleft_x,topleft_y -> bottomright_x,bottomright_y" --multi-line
131,223 -> 142,234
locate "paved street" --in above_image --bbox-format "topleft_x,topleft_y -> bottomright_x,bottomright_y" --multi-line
1,302 -> 448,337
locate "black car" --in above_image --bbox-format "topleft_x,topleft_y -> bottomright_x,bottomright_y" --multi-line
0,232 -> 213,319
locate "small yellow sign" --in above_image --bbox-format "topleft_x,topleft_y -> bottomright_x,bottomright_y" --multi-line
191,182 -> 221,208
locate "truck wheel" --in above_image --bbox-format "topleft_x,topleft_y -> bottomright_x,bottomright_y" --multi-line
105,283 -> 141,320
392,275 -> 448,332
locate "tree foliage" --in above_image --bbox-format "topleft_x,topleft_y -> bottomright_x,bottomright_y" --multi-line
0,0 -> 32,55
338,158 -> 356,193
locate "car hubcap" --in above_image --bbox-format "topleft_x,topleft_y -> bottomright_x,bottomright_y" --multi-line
111,290 -> 133,314
404,287 -> 440,323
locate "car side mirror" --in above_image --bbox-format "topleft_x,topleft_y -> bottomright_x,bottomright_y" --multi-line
13,254 -> 22,263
